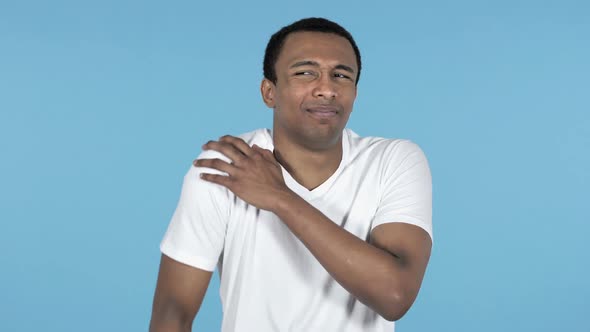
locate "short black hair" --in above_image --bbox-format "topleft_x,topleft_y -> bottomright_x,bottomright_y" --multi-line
263,17 -> 362,85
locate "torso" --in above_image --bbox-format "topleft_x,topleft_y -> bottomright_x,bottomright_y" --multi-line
217,128 -> 403,332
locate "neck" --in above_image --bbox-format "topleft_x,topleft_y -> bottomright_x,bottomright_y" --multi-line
272,130 -> 343,191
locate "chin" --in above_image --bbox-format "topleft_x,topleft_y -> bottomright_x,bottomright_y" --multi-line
300,127 -> 343,149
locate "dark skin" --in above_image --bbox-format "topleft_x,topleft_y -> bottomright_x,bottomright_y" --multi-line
150,32 -> 431,330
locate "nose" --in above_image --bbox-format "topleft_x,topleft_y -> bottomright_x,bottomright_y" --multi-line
312,75 -> 338,99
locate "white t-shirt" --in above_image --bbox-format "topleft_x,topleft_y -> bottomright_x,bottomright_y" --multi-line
161,128 -> 432,332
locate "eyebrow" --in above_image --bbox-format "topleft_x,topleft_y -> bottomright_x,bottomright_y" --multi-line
290,60 -> 356,74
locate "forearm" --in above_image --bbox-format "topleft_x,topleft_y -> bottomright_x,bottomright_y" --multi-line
272,191 -> 410,320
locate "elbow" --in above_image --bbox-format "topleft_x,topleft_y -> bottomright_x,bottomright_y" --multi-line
378,288 -> 414,322
381,307 -> 409,322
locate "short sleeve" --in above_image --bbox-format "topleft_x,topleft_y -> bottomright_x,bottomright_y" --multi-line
371,140 -> 433,240
160,150 -> 231,272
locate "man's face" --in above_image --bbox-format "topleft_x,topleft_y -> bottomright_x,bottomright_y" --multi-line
262,31 -> 358,150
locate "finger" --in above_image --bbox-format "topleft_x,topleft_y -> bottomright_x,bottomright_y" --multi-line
219,135 -> 255,157
199,172 -> 233,188
202,140 -> 247,164
264,149 -> 277,162
194,158 -> 237,174
253,145 -> 277,163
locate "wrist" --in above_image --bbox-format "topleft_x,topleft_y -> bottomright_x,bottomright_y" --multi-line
272,188 -> 301,215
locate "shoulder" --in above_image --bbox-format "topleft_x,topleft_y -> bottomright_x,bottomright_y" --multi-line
345,128 -> 427,164
236,128 -> 273,148
195,128 -> 272,164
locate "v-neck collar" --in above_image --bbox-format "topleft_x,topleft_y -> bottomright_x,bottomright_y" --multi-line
261,129 -> 349,201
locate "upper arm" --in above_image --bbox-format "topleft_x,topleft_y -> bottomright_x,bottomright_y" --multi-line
368,140 -> 433,314
370,139 -> 433,276
150,254 -> 213,331
152,153 -> 231,330
160,161 -> 230,272
370,222 -> 432,305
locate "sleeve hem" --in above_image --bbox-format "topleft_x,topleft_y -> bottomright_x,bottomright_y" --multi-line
160,242 -> 218,272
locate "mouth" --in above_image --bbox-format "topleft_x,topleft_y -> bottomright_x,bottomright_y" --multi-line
304,106 -> 339,119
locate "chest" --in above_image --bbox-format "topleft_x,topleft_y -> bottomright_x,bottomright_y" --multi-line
222,163 -> 382,275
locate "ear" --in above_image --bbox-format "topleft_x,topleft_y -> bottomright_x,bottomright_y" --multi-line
260,79 -> 276,108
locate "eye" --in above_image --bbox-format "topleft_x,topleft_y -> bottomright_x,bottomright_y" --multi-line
334,72 -> 352,80
295,71 -> 314,76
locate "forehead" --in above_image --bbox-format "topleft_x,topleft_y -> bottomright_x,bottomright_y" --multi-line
277,31 -> 357,70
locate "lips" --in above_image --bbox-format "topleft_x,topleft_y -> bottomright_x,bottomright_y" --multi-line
304,105 -> 340,119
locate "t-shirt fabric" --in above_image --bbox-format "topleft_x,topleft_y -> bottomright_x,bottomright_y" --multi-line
161,128 -> 432,332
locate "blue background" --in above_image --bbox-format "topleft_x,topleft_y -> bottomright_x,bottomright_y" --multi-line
1,1 -> 588,331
